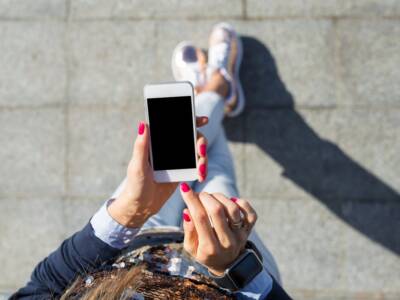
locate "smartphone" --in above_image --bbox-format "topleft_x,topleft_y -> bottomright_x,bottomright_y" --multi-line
144,81 -> 198,183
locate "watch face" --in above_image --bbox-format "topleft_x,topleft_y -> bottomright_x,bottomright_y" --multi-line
228,252 -> 263,288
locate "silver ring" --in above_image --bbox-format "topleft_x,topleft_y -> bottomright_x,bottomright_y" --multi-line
231,219 -> 243,229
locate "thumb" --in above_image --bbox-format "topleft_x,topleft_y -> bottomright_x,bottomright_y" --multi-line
131,121 -> 150,171
183,208 -> 198,256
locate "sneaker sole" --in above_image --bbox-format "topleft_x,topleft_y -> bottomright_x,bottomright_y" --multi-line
215,23 -> 245,118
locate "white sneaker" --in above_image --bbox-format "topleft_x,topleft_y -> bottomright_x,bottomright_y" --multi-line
208,22 -> 245,117
171,41 -> 207,90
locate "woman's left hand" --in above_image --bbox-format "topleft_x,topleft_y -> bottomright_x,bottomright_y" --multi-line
108,117 -> 208,228
180,185 -> 258,276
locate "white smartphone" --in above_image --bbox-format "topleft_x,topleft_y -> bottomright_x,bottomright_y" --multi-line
144,81 -> 198,183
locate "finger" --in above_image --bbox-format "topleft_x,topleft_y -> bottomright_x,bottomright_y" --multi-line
231,197 -> 258,232
183,209 -> 198,256
212,193 -> 242,226
197,156 -> 207,182
180,183 -> 217,246
131,121 -> 150,171
196,116 -> 209,128
198,193 -> 236,250
194,86 -> 203,95
196,132 -> 207,158
196,132 -> 208,182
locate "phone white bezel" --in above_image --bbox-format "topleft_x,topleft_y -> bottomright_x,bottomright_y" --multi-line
144,81 -> 198,183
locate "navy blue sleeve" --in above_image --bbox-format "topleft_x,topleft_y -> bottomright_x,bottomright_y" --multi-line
264,277 -> 293,300
11,223 -> 121,299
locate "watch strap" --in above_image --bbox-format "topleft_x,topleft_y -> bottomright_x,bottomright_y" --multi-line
210,271 -> 238,290
246,240 -> 263,262
208,249 -> 263,291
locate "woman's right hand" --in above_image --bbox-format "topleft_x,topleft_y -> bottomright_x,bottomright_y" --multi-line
179,183 -> 258,276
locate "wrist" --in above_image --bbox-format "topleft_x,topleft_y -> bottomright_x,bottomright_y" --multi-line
108,195 -> 150,228
207,267 -> 225,277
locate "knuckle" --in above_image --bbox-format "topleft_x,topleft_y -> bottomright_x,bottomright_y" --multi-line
213,192 -> 226,199
248,212 -> 258,225
205,245 -> 218,257
199,191 -> 209,199
240,198 -> 249,206
230,205 -> 241,218
210,203 -> 224,217
197,212 -> 208,223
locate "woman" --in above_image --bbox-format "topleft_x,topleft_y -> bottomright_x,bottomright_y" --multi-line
12,23 -> 291,300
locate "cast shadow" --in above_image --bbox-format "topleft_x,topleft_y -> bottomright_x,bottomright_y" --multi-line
224,36 -> 400,255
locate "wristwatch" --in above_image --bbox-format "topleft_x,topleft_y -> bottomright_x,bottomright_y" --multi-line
208,242 -> 264,291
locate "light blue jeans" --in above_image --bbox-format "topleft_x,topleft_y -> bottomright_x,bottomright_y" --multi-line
111,92 -> 281,282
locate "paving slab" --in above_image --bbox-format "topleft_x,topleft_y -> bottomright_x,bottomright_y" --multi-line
0,197 -> 64,290
63,197 -> 106,237
0,21 -> 66,107
251,197 -> 346,291
242,108 -> 400,201
333,108 -> 400,200
68,106 -> 142,198
68,21 -> 157,107
290,290 -> 400,300
0,0 -> 65,19
223,117 -> 246,194
243,109 -> 338,199
266,20 -> 336,109
70,0 -> 243,19
0,108 -> 65,197
337,20 -> 400,107
341,201 -> 400,292
247,0 -> 400,18
252,197 -> 400,298
238,19 -> 336,109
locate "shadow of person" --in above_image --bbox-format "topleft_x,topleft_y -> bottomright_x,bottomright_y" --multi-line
224,36 -> 400,255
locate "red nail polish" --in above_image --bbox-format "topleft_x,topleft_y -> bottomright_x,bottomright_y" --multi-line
200,144 -> 207,156
138,122 -> 145,135
181,182 -> 190,192
231,197 -> 238,203
183,212 -> 191,222
199,164 -> 207,176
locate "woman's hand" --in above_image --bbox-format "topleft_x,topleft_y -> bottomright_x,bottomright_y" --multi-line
179,184 -> 258,276
108,117 -> 209,228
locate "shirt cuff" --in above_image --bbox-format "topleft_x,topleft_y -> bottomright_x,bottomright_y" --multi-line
90,199 -> 140,249
234,269 -> 273,300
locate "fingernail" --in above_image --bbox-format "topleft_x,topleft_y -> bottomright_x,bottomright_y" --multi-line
199,163 -> 207,176
231,197 -> 238,203
138,122 -> 145,135
200,144 -> 207,156
181,182 -> 190,193
183,212 -> 191,222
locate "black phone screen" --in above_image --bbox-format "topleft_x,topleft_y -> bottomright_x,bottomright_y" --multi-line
147,96 -> 196,171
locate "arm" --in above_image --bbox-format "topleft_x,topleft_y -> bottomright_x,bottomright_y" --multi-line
12,119 -> 209,299
264,277 -> 293,300
11,222 -> 121,299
